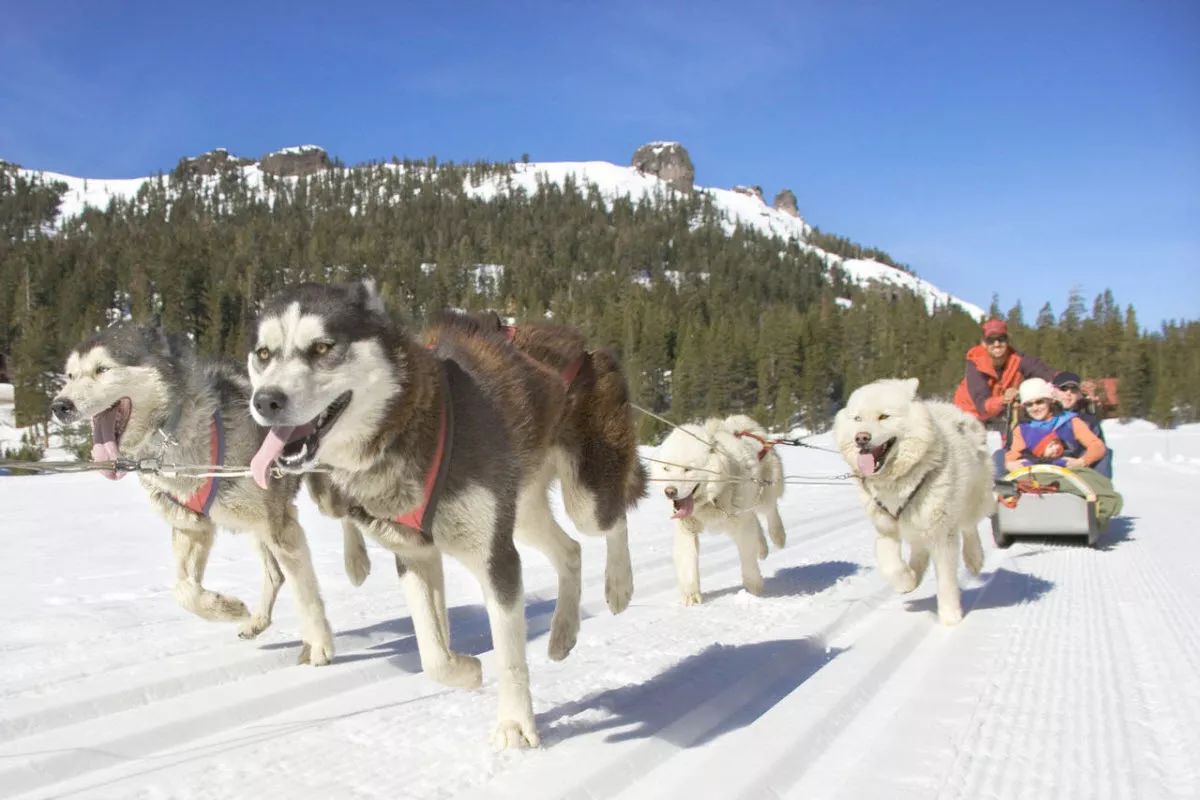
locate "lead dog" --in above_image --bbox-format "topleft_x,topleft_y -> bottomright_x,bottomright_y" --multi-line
650,414 -> 786,605
833,378 -> 992,625
51,324 -> 364,663
247,281 -> 644,748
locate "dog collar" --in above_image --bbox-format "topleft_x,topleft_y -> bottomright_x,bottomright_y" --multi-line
858,466 -> 933,521
393,364 -> 454,534
173,411 -> 224,516
735,430 -> 775,461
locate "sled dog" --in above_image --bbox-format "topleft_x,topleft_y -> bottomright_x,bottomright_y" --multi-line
447,311 -> 647,614
650,414 -> 786,605
51,324 -> 366,664
834,378 -> 993,625
246,281 -> 643,747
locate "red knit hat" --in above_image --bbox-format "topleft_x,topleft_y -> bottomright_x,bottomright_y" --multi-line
982,319 -> 1008,338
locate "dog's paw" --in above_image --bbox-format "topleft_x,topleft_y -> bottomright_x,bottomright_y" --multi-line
429,654 -> 483,689
345,549 -> 371,587
770,529 -> 787,549
939,604 -> 964,626
297,638 -> 334,666
743,577 -> 765,596
964,547 -> 984,577
547,612 -> 579,661
237,614 -> 271,640
890,567 -> 919,594
681,590 -> 703,607
605,564 -> 634,615
491,718 -> 540,750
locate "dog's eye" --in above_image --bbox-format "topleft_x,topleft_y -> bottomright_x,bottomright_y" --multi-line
256,347 -> 271,362
311,341 -> 332,357
853,415 -> 862,423
95,366 -> 109,376
878,414 -> 890,421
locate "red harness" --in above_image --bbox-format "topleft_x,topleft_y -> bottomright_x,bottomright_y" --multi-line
393,398 -> 447,533
175,412 -> 224,516
500,325 -> 586,387
735,430 -> 775,461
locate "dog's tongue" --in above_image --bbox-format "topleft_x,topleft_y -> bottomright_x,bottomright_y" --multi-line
251,427 -> 295,489
251,424 -> 315,489
671,495 -> 695,519
91,408 -> 125,481
857,452 -> 878,476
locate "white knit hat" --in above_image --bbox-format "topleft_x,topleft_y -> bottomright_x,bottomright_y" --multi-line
1019,377 -> 1054,404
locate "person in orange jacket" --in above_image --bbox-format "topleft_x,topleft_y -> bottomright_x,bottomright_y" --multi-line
953,319 -> 1058,424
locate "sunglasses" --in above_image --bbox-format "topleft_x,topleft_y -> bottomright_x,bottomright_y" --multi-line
1023,398 -> 1049,408
984,335 -> 1008,345
1058,384 -> 1081,392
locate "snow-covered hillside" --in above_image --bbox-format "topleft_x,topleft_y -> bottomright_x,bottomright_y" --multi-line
15,151 -> 984,320
0,424 -> 1196,799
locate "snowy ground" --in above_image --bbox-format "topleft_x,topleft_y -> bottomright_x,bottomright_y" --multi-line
0,413 -> 1198,799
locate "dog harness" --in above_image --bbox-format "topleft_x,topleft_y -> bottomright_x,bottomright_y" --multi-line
392,365 -> 454,534
172,411 -> 225,516
735,430 -> 776,461
500,325 -> 586,387
857,467 -> 934,521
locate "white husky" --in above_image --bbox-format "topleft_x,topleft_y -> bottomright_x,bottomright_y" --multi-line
834,378 -> 993,625
651,415 -> 786,605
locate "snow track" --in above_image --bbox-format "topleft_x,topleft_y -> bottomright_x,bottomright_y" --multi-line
1,430 -> 1198,799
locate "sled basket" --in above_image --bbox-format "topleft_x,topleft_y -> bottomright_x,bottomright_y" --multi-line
992,464 -> 1101,548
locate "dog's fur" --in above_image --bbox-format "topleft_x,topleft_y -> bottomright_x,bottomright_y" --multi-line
650,415 -> 786,605
834,378 -> 993,625
246,282 -> 644,748
445,312 -> 647,613
51,325 -> 364,664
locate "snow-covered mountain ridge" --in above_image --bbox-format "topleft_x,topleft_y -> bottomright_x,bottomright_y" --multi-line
12,146 -> 984,319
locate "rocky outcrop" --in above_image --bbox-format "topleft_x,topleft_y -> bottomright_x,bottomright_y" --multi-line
773,189 -> 799,218
630,141 -> 694,193
732,185 -> 764,202
183,148 -> 253,176
259,145 -> 330,177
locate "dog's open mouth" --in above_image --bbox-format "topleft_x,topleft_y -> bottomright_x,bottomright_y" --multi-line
670,486 -> 698,519
250,391 -> 352,489
92,398 -> 132,480
857,437 -> 896,477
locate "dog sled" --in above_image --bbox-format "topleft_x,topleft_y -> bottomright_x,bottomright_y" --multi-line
991,464 -> 1103,548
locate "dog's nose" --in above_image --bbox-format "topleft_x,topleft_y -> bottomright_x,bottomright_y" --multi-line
664,486 -> 678,499
854,432 -> 872,448
50,397 -> 76,422
252,388 -> 288,419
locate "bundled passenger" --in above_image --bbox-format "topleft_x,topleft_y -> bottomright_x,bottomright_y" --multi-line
954,319 -> 1058,425
1053,371 -> 1113,478
1005,378 -> 1122,525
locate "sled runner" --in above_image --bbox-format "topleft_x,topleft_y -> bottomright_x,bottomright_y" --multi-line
991,464 -> 1102,548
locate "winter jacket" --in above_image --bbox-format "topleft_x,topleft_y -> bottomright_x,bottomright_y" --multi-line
1006,412 -> 1107,468
953,345 -> 1058,421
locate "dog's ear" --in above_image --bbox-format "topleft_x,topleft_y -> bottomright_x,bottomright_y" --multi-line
354,278 -> 387,315
902,377 -> 919,399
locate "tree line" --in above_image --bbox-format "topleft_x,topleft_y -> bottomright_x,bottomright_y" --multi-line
1,156 -> 1196,448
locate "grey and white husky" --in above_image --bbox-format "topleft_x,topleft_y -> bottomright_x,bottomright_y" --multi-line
246,281 -> 644,748
51,324 -> 369,663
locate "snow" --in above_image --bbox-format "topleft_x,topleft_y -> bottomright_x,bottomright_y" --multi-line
1,424 -> 1197,798
15,154 -> 983,319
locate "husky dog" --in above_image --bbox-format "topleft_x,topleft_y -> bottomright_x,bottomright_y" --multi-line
834,378 -> 993,625
51,325 -> 363,664
445,312 -> 646,615
650,415 -> 786,605
247,281 -> 643,748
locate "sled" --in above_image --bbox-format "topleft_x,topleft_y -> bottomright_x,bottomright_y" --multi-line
991,464 -> 1102,549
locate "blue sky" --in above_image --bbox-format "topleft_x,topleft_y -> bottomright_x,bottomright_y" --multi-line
2,0 -> 1196,327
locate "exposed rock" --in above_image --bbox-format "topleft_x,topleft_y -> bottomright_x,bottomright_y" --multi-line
183,148 -> 253,176
259,145 -> 330,177
630,141 -> 694,193
773,189 -> 799,217
732,185 -> 764,202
